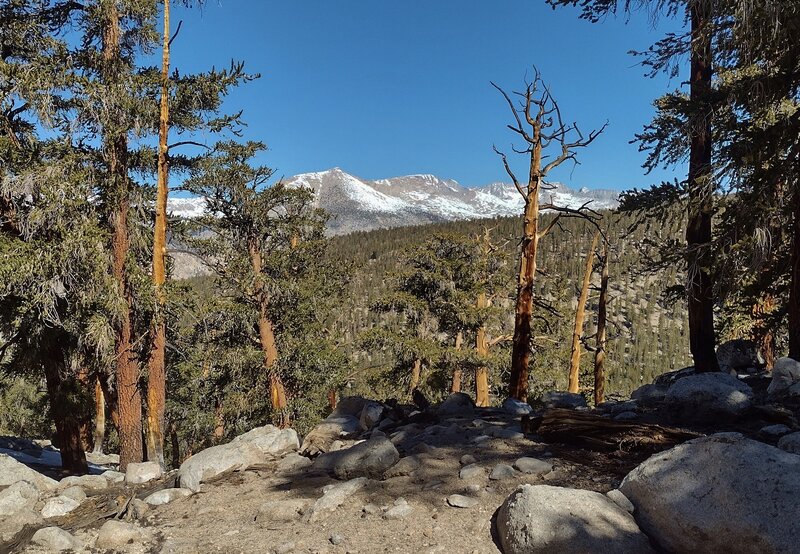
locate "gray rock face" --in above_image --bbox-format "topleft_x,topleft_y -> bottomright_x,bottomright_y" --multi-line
304,477 -> 367,522
768,357 -> 800,397
101,469 -> 125,483
447,494 -> 478,508
31,526 -> 84,552
359,401 -> 385,431
717,339 -> 765,374
179,425 -> 299,491
630,384 -> 666,405
437,392 -> 475,416
60,486 -> 87,503
144,488 -> 192,506
606,489 -> 634,514
0,453 -> 58,491
276,452 -> 313,475
513,457 -> 553,476
125,461 -> 162,485
502,397 -> 533,415
314,436 -> 399,480
383,455 -> 420,478
41,495 -> 80,518
0,480 -> 39,517
540,391 -> 587,409
96,520 -> 153,549
778,431 -> 800,454
759,424 -> 792,440
383,497 -> 413,519
620,433 -> 800,553
459,464 -> 484,480
664,372 -> 753,421
489,464 -> 517,480
497,484 -> 654,554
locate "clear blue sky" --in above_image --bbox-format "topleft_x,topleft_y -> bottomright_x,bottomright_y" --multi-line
166,0 -> 685,191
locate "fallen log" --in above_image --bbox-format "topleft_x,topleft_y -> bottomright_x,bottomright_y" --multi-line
523,408 -> 703,453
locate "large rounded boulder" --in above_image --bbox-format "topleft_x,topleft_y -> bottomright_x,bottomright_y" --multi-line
620,433 -> 800,553
664,372 -> 753,422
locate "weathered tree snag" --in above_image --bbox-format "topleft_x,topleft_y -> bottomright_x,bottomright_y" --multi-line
594,236 -> 610,406
475,292 -> 490,407
568,231 -> 599,393
102,0 -> 143,470
450,331 -> 464,393
145,0 -> 170,470
410,358 -> 422,396
93,377 -> 106,454
42,334 -> 88,474
493,73 -> 605,401
686,0 -> 719,373
790,190 -> 800,360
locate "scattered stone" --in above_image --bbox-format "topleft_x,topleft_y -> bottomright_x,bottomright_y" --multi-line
359,400 -> 385,431
0,480 -> 39,517
101,469 -> 125,483
30,526 -> 84,552
489,463 -> 517,480
60,485 -> 87,503
460,454 -> 476,466
759,424 -> 793,440
384,497 -> 413,519
144,487 -> 192,506
0,453 -> 58,491
664,373 -> 753,421
276,452 -> 313,475
437,392 -> 475,416
768,357 -> 800,397
620,433 -> 800,553
608,400 -> 638,415
129,498 -> 150,520
313,436 -> 399,480
362,503 -> 381,515
540,391 -> 587,409
512,457 -> 552,476
778,431 -> 800,454
274,541 -> 296,554
613,411 -> 639,421
487,427 -> 525,440
125,461 -> 162,485
41,496 -> 81,518
85,451 -> 120,466
447,494 -> 478,508
329,533 -> 345,545
471,435 -> 491,444
502,397 -> 533,415
606,489 -> 635,514
383,455 -> 420,478
717,339 -> 764,374
497,484 -> 654,554
305,477 -> 367,522
630,384 -> 666,405
96,520 -> 153,549
59,474 -> 108,491
459,464 -> 484,480
258,499 -> 308,522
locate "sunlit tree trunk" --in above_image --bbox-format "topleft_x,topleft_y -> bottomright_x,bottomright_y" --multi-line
594,237 -> 609,406
475,293 -> 490,407
102,0 -> 143,469
409,358 -> 422,395
686,0 -> 719,372
568,231 -> 599,393
146,0 -> 170,471
450,331 -> 463,393
93,377 -> 106,454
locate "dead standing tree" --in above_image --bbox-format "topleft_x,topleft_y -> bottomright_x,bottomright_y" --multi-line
493,70 -> 606,401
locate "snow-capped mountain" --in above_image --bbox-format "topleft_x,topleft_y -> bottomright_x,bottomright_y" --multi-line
168,168 -> 619,235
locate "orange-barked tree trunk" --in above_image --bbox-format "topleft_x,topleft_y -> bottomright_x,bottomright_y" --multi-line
686,0 -> 719,372
568,231 -> 599,393
450,331 -> 464,393
146,0 -> 170,470
93,377 -> 106,453
102,1 -> 143,470
594,236 -> 610,406
475,292 -> 490,407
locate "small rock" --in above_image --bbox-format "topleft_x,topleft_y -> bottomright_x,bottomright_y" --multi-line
274,541 -> 296,554
459,464 -> 485,480
101,470 -> 125,483
314,436 -> 399,480
129,498 -> 150,520
460,454 -> 477,466
540,391 -> 587,409
31,526 -> 84,552
384,497 -> 413,519
96,520 -> 152,549
329,533 -> 344,545
41,496 -> 80,518
489,464 -> 517,480
613,411 -> 639,421
665,373 -> 753,422
778,431 -> 800,454
447,494 -> 478,508
769,357 -> 800,397
144,488 -> 192,506
362,503 -> 381,515
258,499 -> 307,522
759,424 -> 793,440
471,435 -> 491,444
59,474 -> 108,491
276,453 -> 313,475
630,384 -> 667,405
125,461 -> 162,485
502,397 -> 533,415
0,480 -> 39,517
60,486 -> 87,503
359,401 -> 385,431
513,457 -> 553,476
488,427 -> 525,440
437,392 -> 475,416
305,477 -> 367,522
606,489 -> 635,514
0,454 -> 58,491
383,455 -> 420,478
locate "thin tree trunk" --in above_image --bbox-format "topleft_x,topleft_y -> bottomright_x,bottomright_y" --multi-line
76,367 -> 94,452
213,399 -> 224,440
102,0 -> 143,469
93,377 -> 106,454
42,334 -> 88,474
594,237 -> 609,406
790,190 -> 800,360
169,423 -> 180,469
450,331 -> 464,393
509,144 -> 542,401
475,292 -> 490,407
686,0 -> 719,372
327,390 -> 337,410
409,358 -> 422,395
146,0 -> 170,471
568,231 -> 599,393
